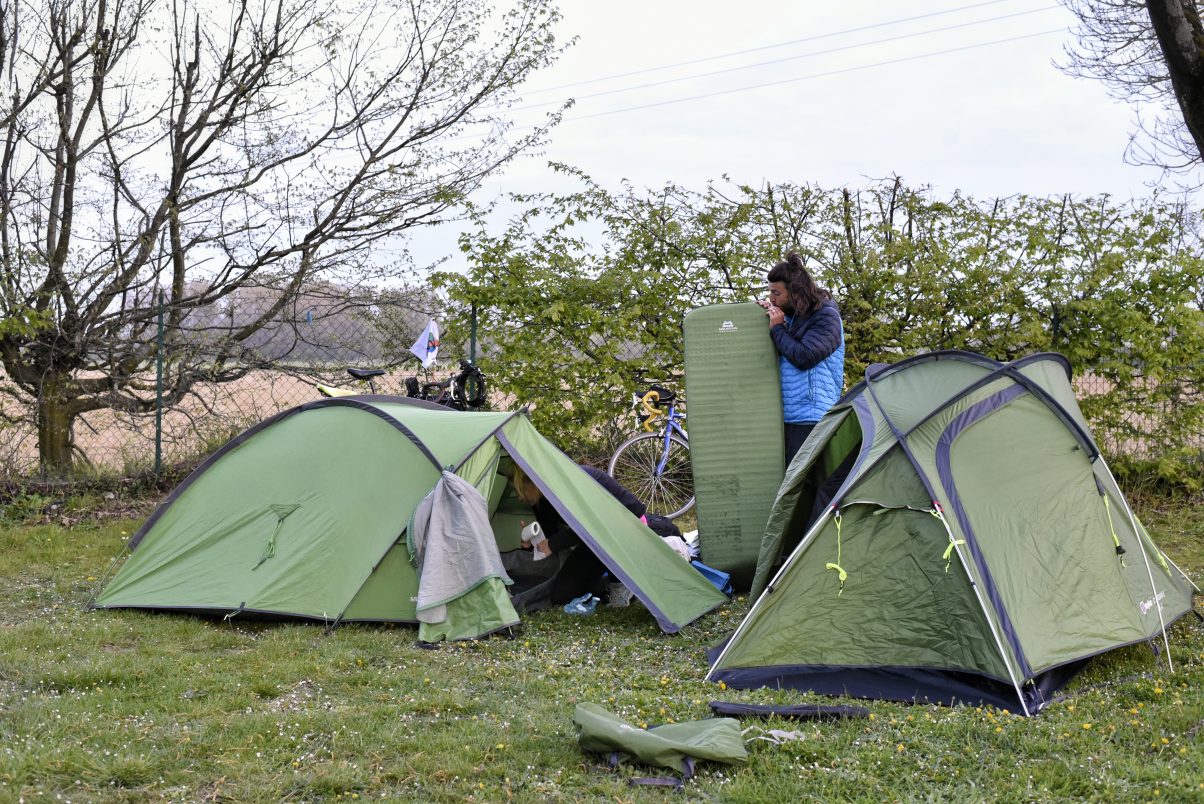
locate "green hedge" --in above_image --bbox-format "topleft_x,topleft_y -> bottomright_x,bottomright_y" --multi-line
437,171 -> 1204,486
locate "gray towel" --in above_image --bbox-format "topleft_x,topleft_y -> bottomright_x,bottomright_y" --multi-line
409,471 -> 512,623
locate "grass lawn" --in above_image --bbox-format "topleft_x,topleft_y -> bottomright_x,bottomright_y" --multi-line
0,496 -> 1201,802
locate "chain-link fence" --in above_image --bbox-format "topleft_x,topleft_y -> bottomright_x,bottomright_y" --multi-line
2,340 -> 1200,480
1074,371 -> 1202,461
0,281 -> 469,479
0,361 -> 472,478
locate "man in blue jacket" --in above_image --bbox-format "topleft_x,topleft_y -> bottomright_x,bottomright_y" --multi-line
760,252 -> 845,465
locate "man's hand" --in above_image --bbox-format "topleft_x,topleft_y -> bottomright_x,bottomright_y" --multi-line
766,304 -> 786,327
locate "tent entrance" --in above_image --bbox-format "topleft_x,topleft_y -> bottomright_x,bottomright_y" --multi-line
779,414 -> 863,566
341,457 -> 592,625
488,464 -> 572,612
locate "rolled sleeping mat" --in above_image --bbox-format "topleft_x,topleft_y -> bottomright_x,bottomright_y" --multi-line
683,302 -> 784,590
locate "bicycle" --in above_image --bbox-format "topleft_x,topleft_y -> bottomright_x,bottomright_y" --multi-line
316,359 -> 488,411
607,384 -> 694,520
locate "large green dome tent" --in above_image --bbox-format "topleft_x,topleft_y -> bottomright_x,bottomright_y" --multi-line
706,351 -> 1197,715
93,397 -> 726,639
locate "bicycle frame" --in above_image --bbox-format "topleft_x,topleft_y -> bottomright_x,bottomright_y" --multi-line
318,360 -> 486,411
611,384 -> 694,519
656,406 -> 688,476
638,389 -> 687,478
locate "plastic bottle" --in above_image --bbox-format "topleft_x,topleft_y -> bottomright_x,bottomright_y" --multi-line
563,593 -> 600,615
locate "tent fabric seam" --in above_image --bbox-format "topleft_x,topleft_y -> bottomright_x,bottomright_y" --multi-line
865,350 -> 1003,383
125,403 -> 311,550
846,351 -> 1072,411
127,397 -> 445,552
860,367 -> 1032,710
453,409 -> 525,473
866,350 -> 1071,383
934,384 -> 1033,679
898,358 -> 1097,460
863,378 -> 941,501
306,399 -> 443,470
827,393 -> 878,511
712,661 -> 1020,688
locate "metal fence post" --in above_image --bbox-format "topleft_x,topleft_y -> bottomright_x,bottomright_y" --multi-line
155,290 -> 164,476
470,303 -> 477,363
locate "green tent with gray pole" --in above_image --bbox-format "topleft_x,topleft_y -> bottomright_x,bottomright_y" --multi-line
707,351 -> 1198,714
93,397 -> 726,639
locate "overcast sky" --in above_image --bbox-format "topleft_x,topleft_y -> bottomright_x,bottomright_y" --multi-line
408,0 -> 1188,268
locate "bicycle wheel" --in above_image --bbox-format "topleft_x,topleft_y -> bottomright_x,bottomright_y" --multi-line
454,367 -> 488,410
608,432 -> 695,520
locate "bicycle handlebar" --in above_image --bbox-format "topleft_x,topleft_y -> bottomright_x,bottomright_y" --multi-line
634,384 -> 682,432
639,391 -> 662,432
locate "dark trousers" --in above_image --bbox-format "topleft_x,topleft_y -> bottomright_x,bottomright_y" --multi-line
784,422 -> 816,467
549,548 -> 608,604
807,448 -> 858,528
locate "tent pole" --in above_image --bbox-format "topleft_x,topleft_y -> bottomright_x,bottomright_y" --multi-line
1097,457 -> 1175,673
931,506 -> 1031,716
705,507 -> 835,681
863,375 -> 1031,713
709,503 -> 1035,715
1134,518 -> 1199,593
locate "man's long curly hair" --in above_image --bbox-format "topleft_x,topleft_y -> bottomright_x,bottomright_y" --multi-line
766,251 -> 831,317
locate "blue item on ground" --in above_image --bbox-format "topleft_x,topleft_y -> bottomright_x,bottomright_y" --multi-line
564,593 -> 600,615
691,560 -> 733,597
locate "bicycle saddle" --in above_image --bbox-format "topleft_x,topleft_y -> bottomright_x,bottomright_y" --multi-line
347,367 -> 386,380
647,384 -> 676,405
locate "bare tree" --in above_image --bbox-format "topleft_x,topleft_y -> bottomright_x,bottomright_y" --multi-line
0,0 -> 566,472
1061,1 -> 1204,172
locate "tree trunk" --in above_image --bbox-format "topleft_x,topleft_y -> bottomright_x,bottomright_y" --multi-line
1146,0 -> 1204,161
36,374 -> 75,474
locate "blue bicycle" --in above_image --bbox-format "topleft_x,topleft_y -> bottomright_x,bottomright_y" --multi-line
607,385 -> 694,519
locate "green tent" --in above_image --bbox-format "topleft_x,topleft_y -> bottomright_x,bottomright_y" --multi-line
707,352 -> 1198,714
94,398 -> 726,638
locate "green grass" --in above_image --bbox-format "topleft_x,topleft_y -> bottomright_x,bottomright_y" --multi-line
1,501 -> 1201,802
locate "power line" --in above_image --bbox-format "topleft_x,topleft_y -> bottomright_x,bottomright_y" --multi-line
569,28 -> 1065,121
516,5 -> 1060,112
444,27 -> 1066,147
525,0 -> 1032,96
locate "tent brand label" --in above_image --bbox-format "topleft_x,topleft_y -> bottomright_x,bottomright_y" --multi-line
719,320 -> 738,333
1139,591 -> 1166,615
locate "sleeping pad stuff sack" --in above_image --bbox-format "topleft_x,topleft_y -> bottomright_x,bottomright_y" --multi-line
572,703 -> 747,785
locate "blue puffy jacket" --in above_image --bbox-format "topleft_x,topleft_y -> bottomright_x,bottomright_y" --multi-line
770,300 -> 845,423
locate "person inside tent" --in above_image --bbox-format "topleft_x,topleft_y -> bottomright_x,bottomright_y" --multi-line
507,464 -> 684,606
758,251 -> 845,465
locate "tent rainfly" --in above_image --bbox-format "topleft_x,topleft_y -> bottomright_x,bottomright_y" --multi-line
93,398 -> 726,639
707,351 -> 1198,715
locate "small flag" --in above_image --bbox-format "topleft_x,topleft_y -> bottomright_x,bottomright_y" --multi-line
409,319 -> 440,368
